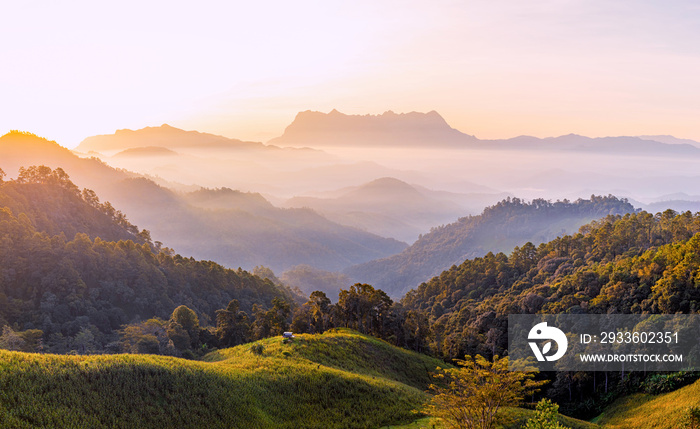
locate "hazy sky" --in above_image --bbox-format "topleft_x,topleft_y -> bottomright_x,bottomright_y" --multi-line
2,0 -> 699,147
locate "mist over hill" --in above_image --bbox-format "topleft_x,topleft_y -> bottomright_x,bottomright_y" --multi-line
104,177 -> 406,273
346,195 -> 636,298
284,177 -> 503,243
75,124 -> 431,196
8,105 -> 700,275
269,109 -> 700,156
75,124 -> 265,154
112,146 -> 179,158
183,187 -> 276,213
71,112 -> 700,207
0,132 -> 406,274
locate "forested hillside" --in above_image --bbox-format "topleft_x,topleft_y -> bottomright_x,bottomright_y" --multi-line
347,195 -> 636,297
0,166 -> 146,243
400,208 -> 700,416
0,168 -> 296,352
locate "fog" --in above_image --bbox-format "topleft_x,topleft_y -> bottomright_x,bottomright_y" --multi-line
88,142 -> 700,205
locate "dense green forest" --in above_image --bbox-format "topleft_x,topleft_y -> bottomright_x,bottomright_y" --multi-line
0,167 -> 297,354
400,208 -> 700,417
0,165 -> 146,244
346,195 -> 635,297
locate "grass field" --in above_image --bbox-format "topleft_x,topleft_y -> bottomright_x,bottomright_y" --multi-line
380,407 -> 600,429
592,376 -> 700,429
0,329 -> 442,428
6,327 -> 676,428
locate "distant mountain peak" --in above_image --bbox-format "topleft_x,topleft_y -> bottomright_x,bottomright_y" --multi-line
0,130 -> 73,157
269,109 -> 476,148
77,125 -> 263,153
340,177 -> 425,204
360,177 -> 416,191
116,123 -> 183,135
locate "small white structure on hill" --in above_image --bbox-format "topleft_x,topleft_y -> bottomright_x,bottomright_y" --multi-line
282,332 -> 295,339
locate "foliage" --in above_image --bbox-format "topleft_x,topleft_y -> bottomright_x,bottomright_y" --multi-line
215,299 -> 251,347
251,297 -> 291,339
250,343 -> 264,355
683,406 -> 700,429
337,284 -> 393,336
290,286 -> 430,354
426,355 -> 546,429
0,165 -> 146,243
397,208 -> 700,416
0,172 -> 296,352
0,326 -> 26,351
119,318 -> 177,355
641,371 -> 700,395
524,399 -> 570,429
170,305 -> 200,348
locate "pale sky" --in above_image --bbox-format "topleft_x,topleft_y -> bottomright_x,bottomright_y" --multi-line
2,0 -> 699,147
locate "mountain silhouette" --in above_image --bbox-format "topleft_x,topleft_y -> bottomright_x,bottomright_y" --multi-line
268,110 -> 478,148
76,124 -> 266,154
268,110 -> 700,157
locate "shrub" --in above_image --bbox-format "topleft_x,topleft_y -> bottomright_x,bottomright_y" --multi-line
524,398 -> 570,429
683,406 -> 700,429
250,344 -> 265,355
642,372 -> 699,395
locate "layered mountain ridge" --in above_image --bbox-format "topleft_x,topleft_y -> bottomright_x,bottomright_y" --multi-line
0,132 -> 406,274
269,109 -> 700,156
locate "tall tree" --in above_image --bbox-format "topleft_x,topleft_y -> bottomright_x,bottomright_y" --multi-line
215,299 -> 250,347
427,355 -> 546,429
170,305 -> 200,349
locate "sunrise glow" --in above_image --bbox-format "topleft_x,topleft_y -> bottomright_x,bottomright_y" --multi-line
2,0 -> 699,147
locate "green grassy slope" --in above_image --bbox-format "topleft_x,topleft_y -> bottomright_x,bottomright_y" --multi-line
381,407 -> 600,429
0,329 -> 443,429
592,377 -> 700,429
206,328 -> 442,390
499,407 -> 600,428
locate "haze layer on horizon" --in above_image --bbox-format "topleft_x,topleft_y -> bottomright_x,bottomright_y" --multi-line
1,0 -> 699,147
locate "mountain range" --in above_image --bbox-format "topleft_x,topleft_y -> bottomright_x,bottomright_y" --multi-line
68,112 -> 700,206
6,109 -> 700,286
269,109 -> 700,156
268,109 -> 476,148
76,124 -> 266,154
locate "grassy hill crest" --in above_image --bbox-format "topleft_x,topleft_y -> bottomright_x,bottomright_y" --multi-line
0,329 -> 441,428
592,377 -> 700,429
